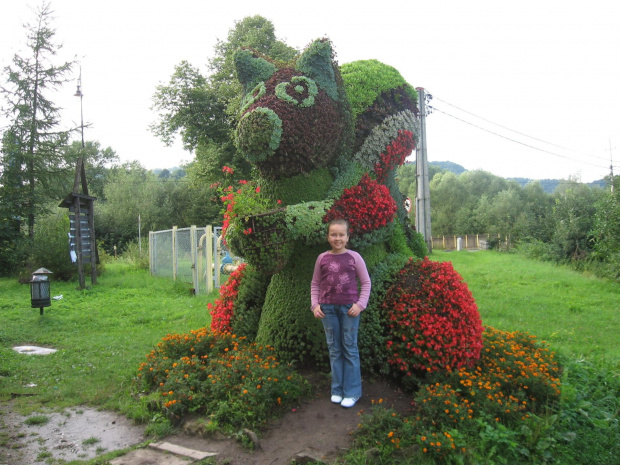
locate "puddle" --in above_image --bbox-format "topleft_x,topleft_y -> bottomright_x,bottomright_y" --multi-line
12,346 -> 57,355
0,404 -> 146,464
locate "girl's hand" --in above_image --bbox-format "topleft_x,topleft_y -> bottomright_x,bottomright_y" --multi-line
313,305 -> 324,319
348,303 -> 362,317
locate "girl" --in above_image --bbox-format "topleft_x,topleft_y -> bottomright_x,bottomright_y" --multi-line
310,219 -> 371,408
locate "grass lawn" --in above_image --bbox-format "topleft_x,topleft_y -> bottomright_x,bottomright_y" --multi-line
1,252 -> 619,464
0,262 -> 217,416
1,251 -> 618,414
433,250 -> 620,365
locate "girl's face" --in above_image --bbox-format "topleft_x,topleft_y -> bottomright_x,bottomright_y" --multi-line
327,223 -> 349,253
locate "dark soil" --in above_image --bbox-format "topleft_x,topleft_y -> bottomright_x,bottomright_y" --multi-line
172,375 -> 413,464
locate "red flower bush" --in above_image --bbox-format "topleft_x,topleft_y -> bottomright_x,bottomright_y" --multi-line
383,258 -> 483,375
209,263 -> 247,332
324,173 -> 397,235
374,130 -> 415,182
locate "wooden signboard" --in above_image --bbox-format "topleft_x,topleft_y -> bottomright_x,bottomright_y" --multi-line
59,158 -> 97,288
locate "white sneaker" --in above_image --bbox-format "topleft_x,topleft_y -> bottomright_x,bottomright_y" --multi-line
340,397 -> 357,408
331,395 -> 343,403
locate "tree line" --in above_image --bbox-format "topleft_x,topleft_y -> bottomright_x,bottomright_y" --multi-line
398,162 -> 620,280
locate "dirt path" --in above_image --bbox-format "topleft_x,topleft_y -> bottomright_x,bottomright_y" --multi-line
171,378 -> 412,464
0,379 -> 412,465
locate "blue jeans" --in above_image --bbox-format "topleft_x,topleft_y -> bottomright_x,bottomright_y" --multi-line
320,304 -> 362,399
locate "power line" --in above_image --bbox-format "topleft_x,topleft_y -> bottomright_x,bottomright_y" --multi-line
433,96 -> 612,164
430,105 -> 615,171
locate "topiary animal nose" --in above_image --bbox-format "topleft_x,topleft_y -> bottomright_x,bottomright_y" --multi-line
236,107 -> 283,162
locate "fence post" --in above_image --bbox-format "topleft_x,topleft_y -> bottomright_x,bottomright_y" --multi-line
172,226 -> 178,281
190,226 -> 197,294
206,225 -> 214,293
149,231 -> 154,276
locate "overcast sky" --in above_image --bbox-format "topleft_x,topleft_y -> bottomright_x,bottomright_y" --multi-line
1,0 -> 619,183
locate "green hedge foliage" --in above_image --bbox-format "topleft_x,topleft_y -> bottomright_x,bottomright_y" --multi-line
231,264 -> 272,339
295,38 -> 339,101
262,167 -> 333,205
29,208 -> 77,281
233,49 -> 277,94
340,60 -> 418,119
255,243 -> 328,368
358,253 -> 411,377
285,200 -> 332,246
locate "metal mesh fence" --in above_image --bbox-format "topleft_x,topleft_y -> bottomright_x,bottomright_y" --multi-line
149,226 -> 237,294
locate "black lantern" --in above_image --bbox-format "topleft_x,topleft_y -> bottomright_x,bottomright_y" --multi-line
30,268 -> 53,315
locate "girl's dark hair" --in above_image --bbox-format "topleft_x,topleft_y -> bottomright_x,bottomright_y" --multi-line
327,218 -> 349,234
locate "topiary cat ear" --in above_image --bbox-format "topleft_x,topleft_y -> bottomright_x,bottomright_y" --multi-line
296,39 -> 338,101
234,49 -> 276,94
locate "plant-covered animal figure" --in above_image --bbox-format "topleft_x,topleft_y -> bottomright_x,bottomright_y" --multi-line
211,38 -> 482,379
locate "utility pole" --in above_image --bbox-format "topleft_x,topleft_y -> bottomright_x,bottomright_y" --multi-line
415,87 -> 432,252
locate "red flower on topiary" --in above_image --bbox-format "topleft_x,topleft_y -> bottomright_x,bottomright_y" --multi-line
383,258 -> 483,374
323,173 -> 397,235
374,130 -> 415,182
209,263 -> 247,332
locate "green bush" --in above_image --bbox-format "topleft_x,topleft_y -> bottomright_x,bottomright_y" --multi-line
136,328 -> 310,431
553,358 -> 620,464
263,167 -> 333,205
119,238 -> 149,270
255,243 -> 328,368
29,208 -> 76,281
407,228 -> 429,258
340,60 -> 418,119
231,264 -> 271,339
0,231 -> 28,277
358,253 -> 410,377
349,327 -> 564,464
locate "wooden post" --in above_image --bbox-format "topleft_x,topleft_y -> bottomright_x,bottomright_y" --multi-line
205,225 -> 213,293
172,226 -> 178,281
191,226 -> 197,294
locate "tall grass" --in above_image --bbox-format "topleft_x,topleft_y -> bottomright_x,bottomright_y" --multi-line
433,250 -> 620,364
0,262 -> 217,416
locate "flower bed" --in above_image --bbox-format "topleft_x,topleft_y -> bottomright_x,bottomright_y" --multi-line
383,258 -> 484,378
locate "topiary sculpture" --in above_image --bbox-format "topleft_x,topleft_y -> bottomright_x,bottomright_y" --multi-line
210,38 -> 482,381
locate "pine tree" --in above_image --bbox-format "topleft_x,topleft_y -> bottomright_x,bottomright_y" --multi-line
0,2 -> 75,238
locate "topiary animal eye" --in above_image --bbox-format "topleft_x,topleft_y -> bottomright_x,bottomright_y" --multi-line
240,81 -> 267,113
275,76 -> 318,107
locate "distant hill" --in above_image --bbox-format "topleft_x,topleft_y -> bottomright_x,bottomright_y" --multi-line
427,161 -> 606,194
429,161 -> 467,175
508,177 -> 606,193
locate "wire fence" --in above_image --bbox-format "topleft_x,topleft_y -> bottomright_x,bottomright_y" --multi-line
149,225 -> 240,294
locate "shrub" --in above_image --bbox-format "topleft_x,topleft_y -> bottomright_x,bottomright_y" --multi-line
255,243 -> 328,368
119,238 -> 149,270
383,258 -> 483,381
29,208 -> 76,281
358,253 -> 410,377
136,328 -> 310,431
340,60 -> 417,120
407,228 -> 429,259
230,264 -> 272,340
350,327 -> 563,464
